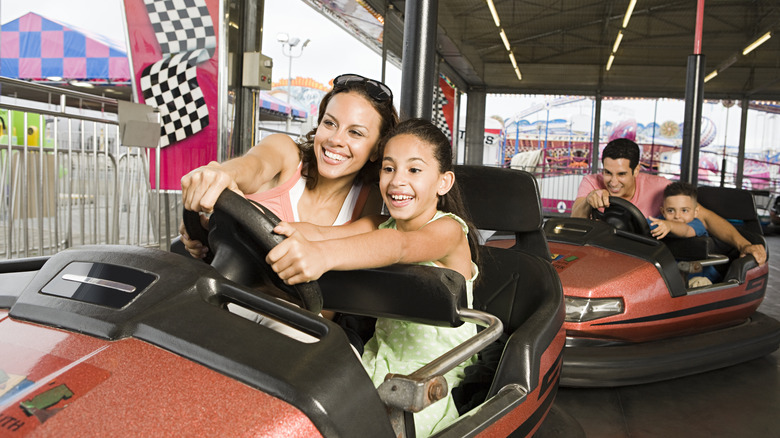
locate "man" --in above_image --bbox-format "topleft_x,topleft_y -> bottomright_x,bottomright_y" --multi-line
572,138 -> 766,265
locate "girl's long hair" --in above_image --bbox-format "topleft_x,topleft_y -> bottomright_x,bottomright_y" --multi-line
379,118 -> 481,268
297,80 -> 399,190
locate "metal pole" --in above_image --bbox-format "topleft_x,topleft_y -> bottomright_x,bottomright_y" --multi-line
286,53 -> 293,131
680,0 -> 706,185
736,98 -> 749,188
680,54 -> 705,185
400,0 -> 438,121
590,96 -> 602,174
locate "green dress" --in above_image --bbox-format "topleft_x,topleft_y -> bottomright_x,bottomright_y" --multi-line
361,211 -> 479,437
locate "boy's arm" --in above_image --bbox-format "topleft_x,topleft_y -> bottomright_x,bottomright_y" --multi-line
648,217 -> 696,239
267,216 -> 465,285
697,206 -> 767,265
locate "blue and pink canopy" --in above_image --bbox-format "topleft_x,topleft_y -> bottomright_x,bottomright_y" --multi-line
0,12 -> 130,83
259,90 -> 307,119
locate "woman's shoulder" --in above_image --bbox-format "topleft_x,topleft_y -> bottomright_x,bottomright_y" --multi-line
252,133 -> 301,157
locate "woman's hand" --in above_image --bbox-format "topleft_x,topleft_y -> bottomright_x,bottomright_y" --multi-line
178,218 -> 210,259
266,222 -> 331,285
181,161 -> 242,214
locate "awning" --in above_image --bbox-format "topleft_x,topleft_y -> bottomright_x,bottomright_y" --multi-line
0,12 -> 130,83
258,90 -> 308,120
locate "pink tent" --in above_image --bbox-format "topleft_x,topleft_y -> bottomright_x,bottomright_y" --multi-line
0,12 -> 130,83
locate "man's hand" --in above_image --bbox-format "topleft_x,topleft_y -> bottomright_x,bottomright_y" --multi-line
572,189 -> 612,218
586,189 -> 612,210
739,243 -> 767,265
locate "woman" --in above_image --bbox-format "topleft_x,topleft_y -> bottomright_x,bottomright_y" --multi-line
180,74 -> 399,258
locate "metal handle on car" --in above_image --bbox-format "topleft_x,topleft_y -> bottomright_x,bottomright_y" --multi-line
377,309 -> 503,413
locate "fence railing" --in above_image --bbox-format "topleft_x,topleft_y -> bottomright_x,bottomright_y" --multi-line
0,77 -> 180,260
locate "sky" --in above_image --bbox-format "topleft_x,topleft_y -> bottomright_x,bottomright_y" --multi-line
0,0 -> 402,98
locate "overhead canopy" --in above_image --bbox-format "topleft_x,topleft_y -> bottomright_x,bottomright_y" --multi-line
322,0 -> 780,100
258,90 -> 308,120
0,12 -> 130,84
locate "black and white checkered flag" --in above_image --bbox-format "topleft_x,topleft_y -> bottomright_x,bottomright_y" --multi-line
140,49 -> 210,147
432,85 -> 452,142
144,0 -> 216,58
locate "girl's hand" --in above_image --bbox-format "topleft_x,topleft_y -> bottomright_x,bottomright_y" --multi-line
266,222 -> 331,285
181,161 -> 242,214
648,217 -> 670,239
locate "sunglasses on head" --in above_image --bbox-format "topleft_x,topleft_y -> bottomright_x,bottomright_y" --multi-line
333,74 -> 393,103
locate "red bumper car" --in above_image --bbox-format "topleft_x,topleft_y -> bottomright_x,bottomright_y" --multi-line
0,174 -> 570,437
542,186 -> 780,387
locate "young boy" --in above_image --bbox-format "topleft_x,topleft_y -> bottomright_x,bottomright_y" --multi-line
648,182 -> 720,288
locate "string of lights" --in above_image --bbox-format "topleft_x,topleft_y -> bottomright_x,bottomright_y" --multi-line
486,0 -> 522,81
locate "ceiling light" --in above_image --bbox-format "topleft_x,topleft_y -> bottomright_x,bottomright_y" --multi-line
606,54 -> 615,71
514,67 -> 522,81
622,0 -> 637,28
486,0 -> 500,27
742,31 -> 772,55
499,29 -> 511,51
612,31 -> 624,53
509,51 -> 518,69
704,70 -> 718,83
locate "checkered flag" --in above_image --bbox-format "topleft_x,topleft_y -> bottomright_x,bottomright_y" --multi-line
140,49 -> 210,147
144,0 -> 216,59
432,85 -> 452,142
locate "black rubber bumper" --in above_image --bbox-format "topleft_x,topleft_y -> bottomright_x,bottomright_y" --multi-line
561,311 -> 780,387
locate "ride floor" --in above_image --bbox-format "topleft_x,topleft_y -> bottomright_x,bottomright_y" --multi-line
543,233 -> 780,437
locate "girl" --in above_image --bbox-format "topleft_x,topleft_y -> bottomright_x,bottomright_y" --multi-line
267,118 -> 480,437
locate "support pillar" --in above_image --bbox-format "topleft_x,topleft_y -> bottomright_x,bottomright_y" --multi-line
400,0 -> 438,120
464,89 -> 486,165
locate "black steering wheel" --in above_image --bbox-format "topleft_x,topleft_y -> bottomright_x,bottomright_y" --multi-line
183,190 -> 323,313
591,196 -> 651,236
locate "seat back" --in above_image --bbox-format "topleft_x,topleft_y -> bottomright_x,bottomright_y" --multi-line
454,165 -> 564,400
455,165 -> 550,259
698,186 -> 763,235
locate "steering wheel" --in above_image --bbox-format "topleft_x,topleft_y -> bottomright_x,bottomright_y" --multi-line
591,196 -> 651,236
183,190 -> 323,313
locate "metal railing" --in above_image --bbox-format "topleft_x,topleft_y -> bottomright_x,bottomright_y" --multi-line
0,77 -> 180,260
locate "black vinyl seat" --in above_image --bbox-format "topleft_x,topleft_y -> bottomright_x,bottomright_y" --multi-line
697,186 -> 765,280
454,165 -> 564,402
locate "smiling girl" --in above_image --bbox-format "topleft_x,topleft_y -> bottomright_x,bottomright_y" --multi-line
266,118 -> 480,436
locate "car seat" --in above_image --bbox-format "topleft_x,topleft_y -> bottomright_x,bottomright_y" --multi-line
453,165 -> 565,409
697,186 -> 765,282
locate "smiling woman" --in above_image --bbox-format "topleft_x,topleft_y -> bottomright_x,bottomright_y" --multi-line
179,73 -> 398,258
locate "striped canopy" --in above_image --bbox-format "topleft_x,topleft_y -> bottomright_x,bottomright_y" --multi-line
259,90 -> 307,119
0,12 -> 130,83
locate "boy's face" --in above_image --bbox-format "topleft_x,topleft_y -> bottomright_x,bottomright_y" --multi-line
661,195 -> 698,223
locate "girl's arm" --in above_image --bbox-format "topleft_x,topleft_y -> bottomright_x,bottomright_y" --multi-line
267,216 -> 467,285
278,215 -> 387,241
648,217 -> 695,239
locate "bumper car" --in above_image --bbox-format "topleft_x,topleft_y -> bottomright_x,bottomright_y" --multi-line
0,167 -> 571,437
539,185 -> 780,387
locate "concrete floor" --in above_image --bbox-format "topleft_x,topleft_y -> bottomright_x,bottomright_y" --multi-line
546,234 -> 780,437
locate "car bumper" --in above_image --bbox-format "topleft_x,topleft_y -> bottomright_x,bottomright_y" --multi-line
561,311 -> 780,387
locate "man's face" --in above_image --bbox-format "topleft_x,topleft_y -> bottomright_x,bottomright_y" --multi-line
601,157 -> 639,200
